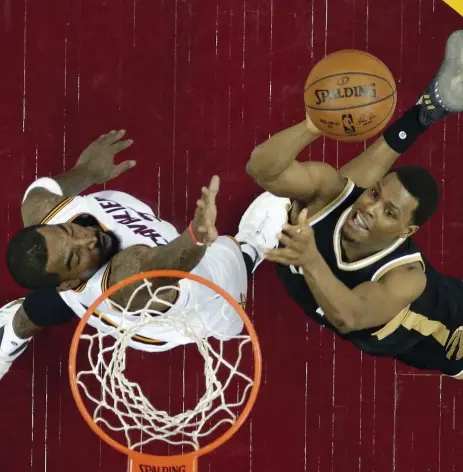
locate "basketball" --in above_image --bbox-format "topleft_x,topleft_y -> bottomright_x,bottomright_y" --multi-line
304,50 -> 397,142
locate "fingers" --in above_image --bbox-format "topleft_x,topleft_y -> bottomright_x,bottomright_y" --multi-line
111,138 -> 134,153
112,160 -> 137,177
96,130 -> 118,144
193,218 -> 218,246
298,208 -> 309,226
105,129 -> 126,145
264,247 -> 300,265
208,175 -> 220,199
198,175 -> 220,204
280,223 -> 309,239
277,231 -> 294,248
96,129 -> 131,147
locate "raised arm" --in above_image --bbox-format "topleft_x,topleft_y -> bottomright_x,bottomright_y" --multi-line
246,119 -> 345,202
338,135 -> 401,189
21,130 -> 135,227
249,97 -> 434,198
106,176 -> 220,309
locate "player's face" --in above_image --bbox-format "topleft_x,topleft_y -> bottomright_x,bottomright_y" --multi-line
39,223 -> 120,285
342,173 -> 419,245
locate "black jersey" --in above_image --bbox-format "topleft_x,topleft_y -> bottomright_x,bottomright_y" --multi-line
276,180 -> 463,377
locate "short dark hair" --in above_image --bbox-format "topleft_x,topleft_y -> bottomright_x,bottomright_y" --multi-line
6,225 -> 61,290
389,165 -> 440,226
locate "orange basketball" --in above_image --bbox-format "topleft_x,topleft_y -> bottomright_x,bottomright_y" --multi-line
304,50 -> 397,142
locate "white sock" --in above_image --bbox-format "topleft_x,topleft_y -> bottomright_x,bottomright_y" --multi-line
0,318 -> 31,357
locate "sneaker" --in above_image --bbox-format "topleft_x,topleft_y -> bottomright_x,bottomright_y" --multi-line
0,298 -> 28,381
235,191 -> 290,272
418,30 -> 463,126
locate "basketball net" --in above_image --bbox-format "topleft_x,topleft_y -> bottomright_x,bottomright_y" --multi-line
68,270 -> 262,472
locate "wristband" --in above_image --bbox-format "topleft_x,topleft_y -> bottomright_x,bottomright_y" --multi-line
188,221 -> 205,246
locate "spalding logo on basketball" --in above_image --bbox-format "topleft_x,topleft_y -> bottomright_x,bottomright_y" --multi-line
304,50 -> 397,142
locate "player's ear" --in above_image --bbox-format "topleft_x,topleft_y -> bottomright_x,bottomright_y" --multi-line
57,279 -> 81,292
402,224 -> 419,238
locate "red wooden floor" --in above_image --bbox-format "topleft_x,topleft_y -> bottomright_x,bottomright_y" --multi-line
1,1 -> 463,471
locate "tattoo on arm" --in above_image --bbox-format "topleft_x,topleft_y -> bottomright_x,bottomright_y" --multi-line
21,166 -> 97,227
21,189 -> 66,227
107,232 -> 207,310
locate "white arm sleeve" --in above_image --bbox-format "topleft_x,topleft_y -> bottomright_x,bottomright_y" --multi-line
22,178 -> 64,203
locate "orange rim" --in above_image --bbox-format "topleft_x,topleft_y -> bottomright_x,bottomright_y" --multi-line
68,269 -> 262,465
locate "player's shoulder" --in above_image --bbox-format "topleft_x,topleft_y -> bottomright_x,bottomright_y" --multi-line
300,166 -> 351,219
107,245 -> 155,285
299,161 -> 347,198
379,260 -> 427,297
21,188 -> 68,226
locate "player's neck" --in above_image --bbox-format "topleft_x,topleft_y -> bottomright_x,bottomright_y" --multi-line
340,236 -> 396,262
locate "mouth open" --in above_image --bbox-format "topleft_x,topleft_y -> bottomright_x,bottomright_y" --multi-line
348,210 -> 370,232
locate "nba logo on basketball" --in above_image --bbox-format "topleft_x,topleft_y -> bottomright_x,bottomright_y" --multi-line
341,114 -> 356,134
139,465 -> 186,472
304,49 -> 397,142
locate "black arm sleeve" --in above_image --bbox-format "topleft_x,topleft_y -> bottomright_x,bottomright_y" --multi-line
23,290 -> 75,327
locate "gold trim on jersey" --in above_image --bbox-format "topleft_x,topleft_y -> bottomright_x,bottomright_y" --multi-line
333,207 -> 407,271
368,256 -> 463,361
100,260 -> 181,313
370,253 -> 425,282
40,197 -> 75,224
89,307 -> 165,345
305,179 -> 356,226
91,264 -> 169,345
224,235 -> 241,249
101,263 -> 111,293
372,307 -> 450,347
288,179 -> 355,273
446,327 -> 463,361
73,282 -> 86,293
100,263 -> 122,312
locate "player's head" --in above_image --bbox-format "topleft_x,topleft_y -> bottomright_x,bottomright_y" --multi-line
6,223 -> 120,290
342,165 -> 440,245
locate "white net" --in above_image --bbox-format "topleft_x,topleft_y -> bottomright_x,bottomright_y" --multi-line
75,278 -> 255,453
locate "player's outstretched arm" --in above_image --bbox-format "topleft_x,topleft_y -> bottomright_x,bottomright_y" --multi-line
338,136 -> 401,189
246,118 -> 345,203
106,176 -> 220,308
340,30 -> 463,188
21,130 -> 135,227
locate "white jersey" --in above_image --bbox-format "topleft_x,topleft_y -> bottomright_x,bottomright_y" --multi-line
41,191 -> 247,351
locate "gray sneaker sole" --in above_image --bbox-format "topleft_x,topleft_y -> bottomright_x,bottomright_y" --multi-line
433,30 -> 463,112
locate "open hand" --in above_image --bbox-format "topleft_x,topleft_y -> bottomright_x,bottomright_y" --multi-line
75,130 -> 135,184
264,208 -> 319,268
192,175 -> 220,247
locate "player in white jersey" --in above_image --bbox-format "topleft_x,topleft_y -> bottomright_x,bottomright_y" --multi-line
0,130 -> 283,378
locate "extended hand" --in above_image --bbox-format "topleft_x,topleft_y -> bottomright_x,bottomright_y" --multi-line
264,208 -> 319,268
75,130 -> 135,184
192,175 -> 220,247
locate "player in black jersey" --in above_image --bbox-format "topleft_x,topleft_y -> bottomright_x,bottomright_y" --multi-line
239,30 -> 463,379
